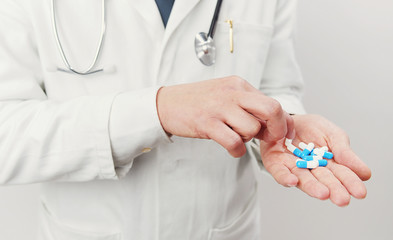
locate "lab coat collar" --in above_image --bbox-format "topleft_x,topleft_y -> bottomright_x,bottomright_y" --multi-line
131,0 -> 165,36
131,0 -> 201,42
164,0 -> 201,43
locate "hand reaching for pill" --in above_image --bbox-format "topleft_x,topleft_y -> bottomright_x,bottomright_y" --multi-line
259,114 -> 371,207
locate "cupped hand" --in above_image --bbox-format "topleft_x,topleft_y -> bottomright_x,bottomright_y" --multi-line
260,114 -> 371,207
157,76 -> 294,157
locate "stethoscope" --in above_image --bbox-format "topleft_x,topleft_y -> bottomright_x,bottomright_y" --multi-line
51,0 -> 223,75
194,0 -> 223,66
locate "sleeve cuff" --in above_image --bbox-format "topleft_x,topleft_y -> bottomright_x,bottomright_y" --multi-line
108,87 -> 172,176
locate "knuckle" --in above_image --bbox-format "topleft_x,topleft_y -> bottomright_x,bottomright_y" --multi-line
267,99 -> 283,117
228,75 -> 242,82
228,75 -> 247,88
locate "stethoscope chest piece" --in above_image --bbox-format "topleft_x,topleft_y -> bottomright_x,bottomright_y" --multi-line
194,0 -> 223,66
195,32 -> 216,66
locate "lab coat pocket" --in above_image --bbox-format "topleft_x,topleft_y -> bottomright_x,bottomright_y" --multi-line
213,22 -> 273,88
40,200 -> 122,240
207,187 -> 260,240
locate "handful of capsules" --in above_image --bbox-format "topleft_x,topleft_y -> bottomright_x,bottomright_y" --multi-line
285,138 -> 334,169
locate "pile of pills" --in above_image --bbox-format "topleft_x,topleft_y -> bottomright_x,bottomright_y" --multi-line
285,138 -> 333,169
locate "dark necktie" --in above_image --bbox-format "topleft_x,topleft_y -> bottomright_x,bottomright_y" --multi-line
155,0 -> 175,27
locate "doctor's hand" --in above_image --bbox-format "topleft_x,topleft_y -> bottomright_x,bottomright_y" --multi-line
156,76 -> 294,158
260,114 -> 371,207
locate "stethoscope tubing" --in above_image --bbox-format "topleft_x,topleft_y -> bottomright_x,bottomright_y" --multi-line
51,0 -> 224,73
207,0 -> 224,38
51,0 -> 106,75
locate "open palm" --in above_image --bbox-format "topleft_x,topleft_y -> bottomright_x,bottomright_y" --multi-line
260,114 -> 371,206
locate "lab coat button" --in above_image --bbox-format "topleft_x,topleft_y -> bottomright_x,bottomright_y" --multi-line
142,148 -> 152,153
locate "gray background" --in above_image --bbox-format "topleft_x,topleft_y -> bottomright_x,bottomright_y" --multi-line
0,0 -> 392,239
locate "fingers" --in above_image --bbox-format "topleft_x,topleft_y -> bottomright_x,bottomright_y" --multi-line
265,162 -> 298,187
238,93 -> 288,142
328,131 -> 372,181
157,77 -> 291,152
204,119 -> 246,158
290,161 -> 366,206
291,166 -> 330,200
232,77 -> 290,141
312,167 -> 351,206
272,154 -> 329,200
337,149 -> 371,181
310,161 -> 367,206
224,107 -> 262,142
327,161 -> 367,199
254,120 -> 267,140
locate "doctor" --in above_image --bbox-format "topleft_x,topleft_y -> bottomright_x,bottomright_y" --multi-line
0,0 -> 371,239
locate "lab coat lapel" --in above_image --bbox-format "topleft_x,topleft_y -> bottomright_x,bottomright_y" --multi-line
163,0 -> 201,45
131,0 -> 165,35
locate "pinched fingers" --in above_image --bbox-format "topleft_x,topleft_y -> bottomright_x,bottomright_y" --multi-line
204,118 -> 246,158
224,107 -> 262,142
238,93 -> 288,142
157,76 -> 293,156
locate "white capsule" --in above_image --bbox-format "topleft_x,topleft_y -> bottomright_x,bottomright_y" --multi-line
298,142 -> 308,150
285,138 -> 293,147
321,146 -> 329,152
313,148 -> 325,157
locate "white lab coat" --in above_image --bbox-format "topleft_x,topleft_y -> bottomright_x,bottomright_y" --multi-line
0,0 -> 305,239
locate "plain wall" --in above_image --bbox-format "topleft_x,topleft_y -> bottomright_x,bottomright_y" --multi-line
259,0 -> 393,239
0,0 -> 392,239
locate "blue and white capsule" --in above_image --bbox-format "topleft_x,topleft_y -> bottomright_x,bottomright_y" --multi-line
299,143 -> 315,159
318,159 -> 328,167
303,155 -> 323,161
313,148 -> 334,159
286,144 -> 302,158
296,159 -> 319,169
